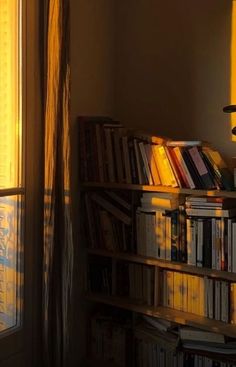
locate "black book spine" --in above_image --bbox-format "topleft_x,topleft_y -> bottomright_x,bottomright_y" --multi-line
203,218 -> 212,268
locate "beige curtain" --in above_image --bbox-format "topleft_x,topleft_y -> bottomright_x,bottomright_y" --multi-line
43,0 -> 73,366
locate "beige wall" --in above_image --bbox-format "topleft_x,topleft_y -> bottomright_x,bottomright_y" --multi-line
114,0 -> 234,160
70,0 -> 115,121
70,1 -> 115,364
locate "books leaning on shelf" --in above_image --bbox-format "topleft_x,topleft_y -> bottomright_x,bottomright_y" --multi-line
78,116 -> 234,190
83,191 -> 134,252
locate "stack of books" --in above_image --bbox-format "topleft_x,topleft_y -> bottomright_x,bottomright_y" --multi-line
78,116 -> 234,190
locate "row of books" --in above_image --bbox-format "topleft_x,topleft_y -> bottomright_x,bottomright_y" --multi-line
78,116 -> 234,190
162,270 -> 236,323
136,193 -> 236,272
84,190 -> 236,273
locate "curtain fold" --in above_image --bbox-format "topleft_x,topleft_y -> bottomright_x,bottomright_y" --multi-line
43,0 -> 73,366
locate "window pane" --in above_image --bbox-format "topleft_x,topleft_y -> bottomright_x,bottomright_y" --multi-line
0,0 -> 22,189
0,195 -> 22,332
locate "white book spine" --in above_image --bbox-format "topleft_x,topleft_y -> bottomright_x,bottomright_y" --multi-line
215,280 -> 221,321
150,213 -> 158,258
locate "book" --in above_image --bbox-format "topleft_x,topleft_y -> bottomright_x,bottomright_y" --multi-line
186,207 -> 236,218
122,136 -> 132,184
186,196 -> 236,209
91,193 -> 131,225
138,142 -> 154,185
179,327 -> 225,344
134,138 -> 147,184
144,143 -> 161,186
172,146 -> 195,188
166,140 -> 208,147
203,146 -> 234,191
188,146 -> 216,189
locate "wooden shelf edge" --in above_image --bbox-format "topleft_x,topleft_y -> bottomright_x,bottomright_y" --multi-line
84,293 -> 236,338
85,358 -> 120,367
87,248 -> 236,281
81,182 -> 236,198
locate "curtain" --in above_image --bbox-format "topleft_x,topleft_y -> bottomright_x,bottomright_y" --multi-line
43,0 -> 73,366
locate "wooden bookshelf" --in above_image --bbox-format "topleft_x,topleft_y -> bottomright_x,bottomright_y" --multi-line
82,182 -> 236,198
87,248 -> 236,282
79,119 -> 236,365
85,293 -> 236,338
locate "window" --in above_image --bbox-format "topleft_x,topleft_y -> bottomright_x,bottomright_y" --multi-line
0,0 -> 23,333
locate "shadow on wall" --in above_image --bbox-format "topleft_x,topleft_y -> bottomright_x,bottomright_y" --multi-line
114,0 -> 233,159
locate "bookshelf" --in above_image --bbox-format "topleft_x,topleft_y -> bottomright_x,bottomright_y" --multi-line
79,117 -> 236,366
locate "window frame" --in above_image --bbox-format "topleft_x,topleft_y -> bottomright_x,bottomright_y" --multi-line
0,0 -> 43,365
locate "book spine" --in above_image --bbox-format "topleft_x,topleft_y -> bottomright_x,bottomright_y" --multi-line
172,147 -> 195,189
186,218 -> 196,266
196,219 -> 203,267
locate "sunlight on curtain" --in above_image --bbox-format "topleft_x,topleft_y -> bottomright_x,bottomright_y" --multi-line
43,0 -> 73,366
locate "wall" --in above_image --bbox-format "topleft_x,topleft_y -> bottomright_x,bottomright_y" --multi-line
114,0 -> 234,160
70,0 -> 115,364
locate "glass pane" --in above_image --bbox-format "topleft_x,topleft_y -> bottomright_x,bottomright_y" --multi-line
0,195 -> 22,332
0,0 -> 22,188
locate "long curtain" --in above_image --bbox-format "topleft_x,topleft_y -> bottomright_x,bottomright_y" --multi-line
43,0 -> 73,366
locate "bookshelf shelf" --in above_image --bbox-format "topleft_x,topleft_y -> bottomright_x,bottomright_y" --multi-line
86,358 -> 120,367
85,293 -> 236,338
81,181 -> 236,198
87,248 -> 236,281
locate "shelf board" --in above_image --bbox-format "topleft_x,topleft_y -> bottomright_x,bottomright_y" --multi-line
86,358 -> 120,367
85,293 -> 236,338
87,248 -> 236,281
81,182 -> 236,198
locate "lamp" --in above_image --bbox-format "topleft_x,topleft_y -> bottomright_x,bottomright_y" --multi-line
223,105 -> 236,135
